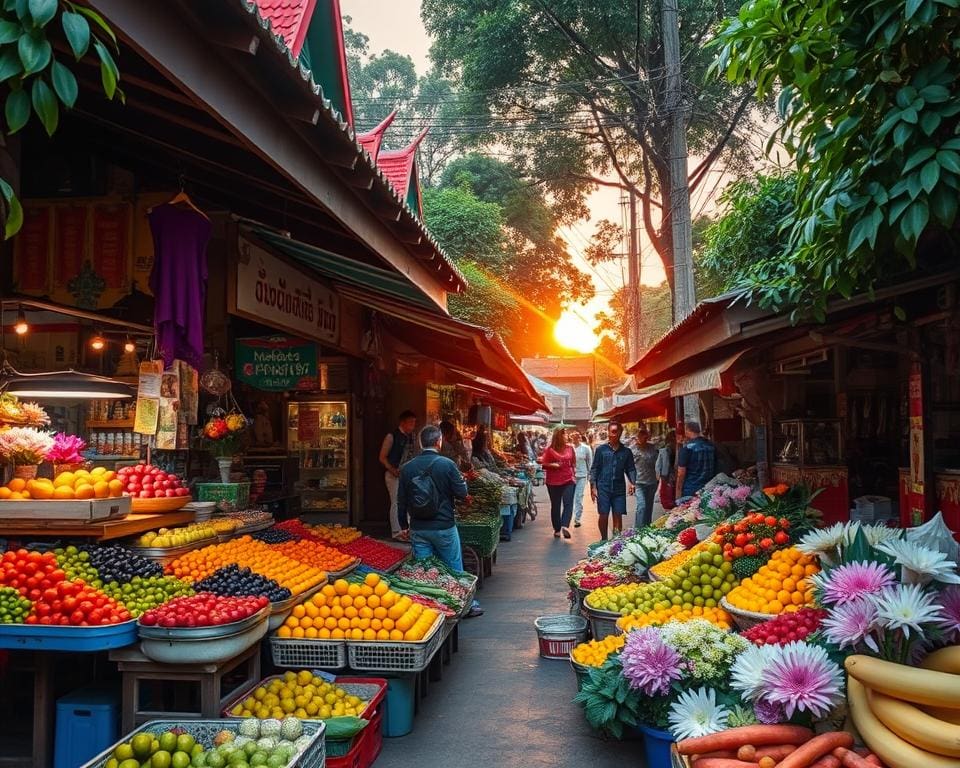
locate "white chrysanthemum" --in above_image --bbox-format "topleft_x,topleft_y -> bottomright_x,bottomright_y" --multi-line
730,644 -> 778,701
860,524 -> 902,548
668,687 -> 730,741
797,522 -> 851,555
875,538 -> 960,585
872,583 -> 945,637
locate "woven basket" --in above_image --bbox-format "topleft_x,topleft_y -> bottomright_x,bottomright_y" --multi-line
719,597 -> 777,630
569,653 -> 592,691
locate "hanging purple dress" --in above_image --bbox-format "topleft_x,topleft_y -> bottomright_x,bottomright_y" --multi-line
148,203 -> 211,367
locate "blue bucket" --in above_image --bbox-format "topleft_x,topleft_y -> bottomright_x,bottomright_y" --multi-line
638,724 -> 675,768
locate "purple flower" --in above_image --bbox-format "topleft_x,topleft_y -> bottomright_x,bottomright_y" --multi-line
730,486 -> 752,503
821,598 -> 880,652
610,540 -> 624,556
620,627 -> 683,696
760,642 -> 844,719
754,699 -> 786,725
937,585 -> 960,639
812,561 -> 896,606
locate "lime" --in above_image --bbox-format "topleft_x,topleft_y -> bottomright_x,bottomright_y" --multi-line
151,750 -> 172,768
176,735 -> 197,755
205,753 -> 226,768
192,756 -> 207,768
192,745 -> 204,758
106,760 -> 119,768
132,734 -> 155,761
159,733 -> 178,754
118,761 -> 141,768
172,752 -> 192,768
115,745 -> 135,762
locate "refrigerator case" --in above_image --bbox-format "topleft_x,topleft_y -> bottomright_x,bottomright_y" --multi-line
287,399 -> 350,523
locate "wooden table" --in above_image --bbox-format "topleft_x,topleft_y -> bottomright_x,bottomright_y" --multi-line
0,510 -> 197,541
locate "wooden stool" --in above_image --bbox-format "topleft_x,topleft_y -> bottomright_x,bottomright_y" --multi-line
109,644 -> 260,733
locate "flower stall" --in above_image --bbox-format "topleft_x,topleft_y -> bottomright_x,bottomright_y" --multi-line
566,478 -> 960,768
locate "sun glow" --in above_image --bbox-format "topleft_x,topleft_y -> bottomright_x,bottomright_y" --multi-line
554,310 -> 599,353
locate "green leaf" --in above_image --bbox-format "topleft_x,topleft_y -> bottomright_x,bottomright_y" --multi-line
893,122 -> 913,148
904,146 -> 936,172
0,47 -> 23,81
75,6 -> 116,46
0,19 -> 20,43
50,59 -> 77,107
61,11 -> 90,59
920,84 -> 950,103
938,150 -> 960,174
906,0 -> 925,19
27,0 -> 55,27
894,305 -> 907,321
878,69 -> 902,83
17,30 -> 50,74
921,159 -> 940,193
901,199 -> 930,241
30,76 -> 57,135
93,38 -> 118,99
4,87 -> 28,132
0,177 -> 23,238
920,111 -> 941,136
930,184 -> 958,224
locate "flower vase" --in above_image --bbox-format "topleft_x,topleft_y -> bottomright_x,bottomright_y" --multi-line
638,724 -> 675,768
217,457 -> 234,483
13,464 -> 38,480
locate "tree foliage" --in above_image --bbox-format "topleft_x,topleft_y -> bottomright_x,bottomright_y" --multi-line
714,0 -> 960,318
421,0 -> 763,291
0,0 -> 121,236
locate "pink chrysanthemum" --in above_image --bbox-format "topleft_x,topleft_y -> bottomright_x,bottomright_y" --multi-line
754,699 -> 786,725
938,585 -> 960,639
812,561 -> 896,606
619,627 -> 683,696
760,642 -> 843,719
821,598 -> 880,652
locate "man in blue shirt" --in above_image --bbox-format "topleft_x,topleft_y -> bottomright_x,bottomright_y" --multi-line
675,421 -> 717,500
589,421 -> 637,540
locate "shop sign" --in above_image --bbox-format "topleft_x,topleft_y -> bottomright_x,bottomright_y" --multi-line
236,336 -> 318,391
235,236 -> 340,345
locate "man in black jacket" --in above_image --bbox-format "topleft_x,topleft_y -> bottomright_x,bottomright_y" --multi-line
398,424 -> 483,617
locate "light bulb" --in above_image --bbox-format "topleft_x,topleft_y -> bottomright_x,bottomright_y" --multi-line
14,306 -> 28,336
124,338 -> 136,353
90,333 -> 106,351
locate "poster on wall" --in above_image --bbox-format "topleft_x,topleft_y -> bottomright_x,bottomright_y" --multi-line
92,204 -> 129,289
236,336 -> 318,391
15,206 -> 50,291
54,206 -> 86,281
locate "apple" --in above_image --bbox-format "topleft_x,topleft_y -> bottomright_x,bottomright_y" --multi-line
139,490 -> 152,498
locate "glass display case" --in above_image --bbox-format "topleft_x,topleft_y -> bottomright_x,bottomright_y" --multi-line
773,419 -> 843,467
287,399 -> 350,521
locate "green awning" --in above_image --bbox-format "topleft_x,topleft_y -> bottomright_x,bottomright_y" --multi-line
248,225 -> 441,312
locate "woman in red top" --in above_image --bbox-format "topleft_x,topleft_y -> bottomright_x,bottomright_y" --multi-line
539,427 -> 576,539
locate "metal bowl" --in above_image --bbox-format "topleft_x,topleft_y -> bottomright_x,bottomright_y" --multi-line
137,604 -> 270,640
139,612 -> 270,664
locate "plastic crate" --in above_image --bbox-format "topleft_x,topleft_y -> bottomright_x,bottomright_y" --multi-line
79,719 -> 325,768
222,675 -> 386,722
326,735 -> 363,768
270,636 -> 348,670
346,614 -> 445,673
456,517 -> 501,557
534,614 -> 588,659
339,677 -> 386,767
55,688 -> 118,768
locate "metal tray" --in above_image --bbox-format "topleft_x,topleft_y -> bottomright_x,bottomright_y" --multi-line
127,535 -> 217,560
138,604 -> 270,640
139,615 -> 269,665
0,619 -> 138,651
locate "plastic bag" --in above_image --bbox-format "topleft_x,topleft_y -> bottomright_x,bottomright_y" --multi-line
906,511 -> 960,563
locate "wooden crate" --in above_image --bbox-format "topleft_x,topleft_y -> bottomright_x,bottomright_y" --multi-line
0,495 -> 131,521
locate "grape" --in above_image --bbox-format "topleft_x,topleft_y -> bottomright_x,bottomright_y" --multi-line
0,586 -> 32,623
102,575 -> 194,618
193,564 -> 291,603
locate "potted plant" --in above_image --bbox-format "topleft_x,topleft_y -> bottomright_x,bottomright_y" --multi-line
0,427 -> 55,479
45,433 -> 88,476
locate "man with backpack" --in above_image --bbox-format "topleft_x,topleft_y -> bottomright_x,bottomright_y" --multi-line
397,424 -> 483,617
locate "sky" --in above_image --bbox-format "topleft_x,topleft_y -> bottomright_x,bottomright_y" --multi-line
340,0 -> 713,330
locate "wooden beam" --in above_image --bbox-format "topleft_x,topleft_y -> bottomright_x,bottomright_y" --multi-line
207,27 -> 260,55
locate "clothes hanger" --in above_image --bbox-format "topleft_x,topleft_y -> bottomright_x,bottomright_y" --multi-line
150,175 -> 209,220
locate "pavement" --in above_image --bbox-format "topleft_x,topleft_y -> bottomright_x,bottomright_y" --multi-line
376,485 -> 637,768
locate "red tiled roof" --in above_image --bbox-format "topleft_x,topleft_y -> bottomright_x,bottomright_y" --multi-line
357,110 -> 397,164
377,127 -> 428,208
253,0 -> 315,57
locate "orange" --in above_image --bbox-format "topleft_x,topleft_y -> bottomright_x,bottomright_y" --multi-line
8,478 -> 26,492
331,628 -> 345,639
75,484 -> 95,500
103,470 -> 117,482
52,473 -> 74,488
93,481 -> 110,499
305,627 -> 318,638
108,479 -> 124,496
54,485 -> 75,500
0,487 -> 10,499
363,628 -> 376,640
277,626 -> 292,638
364,572 -> 381,587
292,605 -> 306,619
298,617 -> 312,629
8,491 -> 23,500
318,628 -> 331,639
291,627 -> 305,638
333,579 -> 349,595
389,630 -> 404,641
376,629 -> 390,640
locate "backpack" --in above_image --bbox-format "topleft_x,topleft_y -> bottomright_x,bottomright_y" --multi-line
408,457 -> 442,520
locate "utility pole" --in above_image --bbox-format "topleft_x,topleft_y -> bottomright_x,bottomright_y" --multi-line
662,0 -> 698,419
627,189 -> 640,364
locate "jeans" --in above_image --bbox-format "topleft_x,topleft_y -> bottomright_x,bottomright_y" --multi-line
500,504 -> 516,539
636,482 -> 657,529
547,482 -> 575,532
573,476 -> 588,522
410,526 -> 463,572
384,471 -> 400,535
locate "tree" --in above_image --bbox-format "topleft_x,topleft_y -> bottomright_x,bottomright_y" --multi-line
713,0 -> 960,317
421,0 -> 763,297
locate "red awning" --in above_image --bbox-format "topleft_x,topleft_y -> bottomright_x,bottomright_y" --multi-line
595,385 -> 671,422
669,350 -> 749,397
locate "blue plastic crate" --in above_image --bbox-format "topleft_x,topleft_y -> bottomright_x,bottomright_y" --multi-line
55,688 -> 118,768
0,620 -> 138,651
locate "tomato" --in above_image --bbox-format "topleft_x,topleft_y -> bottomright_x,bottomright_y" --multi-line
743,543 -> 758,556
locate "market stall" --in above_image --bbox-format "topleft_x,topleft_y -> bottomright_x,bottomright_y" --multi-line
560,468 -> 960,768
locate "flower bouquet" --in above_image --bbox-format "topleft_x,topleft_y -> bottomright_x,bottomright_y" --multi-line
0,427 -> 54,477
0,393 -> 49,427
200,407 -> 247,458
45,433 -> 88,475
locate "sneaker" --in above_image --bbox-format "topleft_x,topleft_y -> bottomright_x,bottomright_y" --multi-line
466,600 -> 484,618
574,521 -> 581,528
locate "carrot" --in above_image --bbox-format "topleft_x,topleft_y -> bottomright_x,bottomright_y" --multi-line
677,725 -> 815,755
832,747 -> 876,768
776,732 -> 854,768
755,745 -> 798,761
693,760 -> 761,768
808,757 -> 841,768
863,757 -> 882,767
693,751 -> 739,761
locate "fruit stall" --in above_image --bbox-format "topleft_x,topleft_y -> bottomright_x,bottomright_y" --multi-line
560,473 -> 960,768
0,397 -> 480,768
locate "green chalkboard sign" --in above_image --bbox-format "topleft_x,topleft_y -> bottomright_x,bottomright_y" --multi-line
236,336 -> 317,391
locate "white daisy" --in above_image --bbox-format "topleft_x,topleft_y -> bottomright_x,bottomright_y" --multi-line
872,583 -> 945,637
797,522 -> 853,563
875,538 -> 960,585
730,643 -> 778,701
667,687 -> 730,741
860,524 -> 902,548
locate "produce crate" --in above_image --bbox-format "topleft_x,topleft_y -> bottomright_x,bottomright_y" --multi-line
346,613 -> 445,673
326,559 -> 361,579
534,614 -> 588,659
456,516 -> 501,557
79,718 -> 325,768
268,580 -> 328,631
0,619 -> 138,651
222,675 -> 387,723
584,605 -> 622,640
270,636 -> 348,670
0,495 -> 130,521
196,482 -> 250,510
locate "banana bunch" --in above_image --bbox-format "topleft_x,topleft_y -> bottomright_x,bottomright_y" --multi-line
846,650 -> 960,768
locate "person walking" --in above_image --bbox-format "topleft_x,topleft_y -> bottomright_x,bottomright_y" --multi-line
397,424 -> 482,617
571,431 -> 593,528
676,420 -> 717,500
656,429 -> 678,510
630,427 -> 658,529
379,410 -> 417,539
539,426 -> 576,539
589,421 -> 637,540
